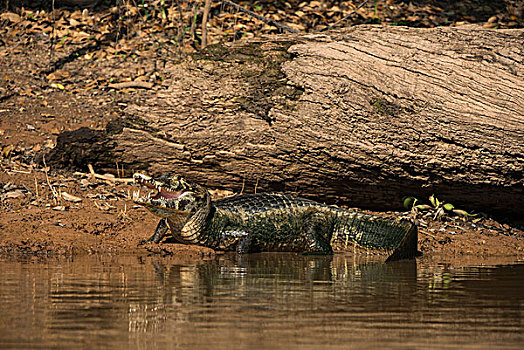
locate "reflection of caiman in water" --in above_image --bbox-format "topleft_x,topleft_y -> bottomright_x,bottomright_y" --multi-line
150,254 -> 418,307
133,173 -> 418,261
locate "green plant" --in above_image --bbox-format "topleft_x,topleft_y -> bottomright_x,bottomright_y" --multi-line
403,194 -> 478,220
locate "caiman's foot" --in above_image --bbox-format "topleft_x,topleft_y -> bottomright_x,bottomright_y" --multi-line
139,218 -> 169,246
303,219 -> 333,255
138,237 -> 154,246
237,235 -> 253,254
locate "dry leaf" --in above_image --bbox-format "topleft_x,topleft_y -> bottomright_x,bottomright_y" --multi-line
1,144 -> 15,157
61,191 -> 82,203
47,70 -> 70,81
69,18 -> 80,27
4,190 -> 26,199
0,12 -> 21,23
21,88 -> 33,96
52,206 -> 68,211
50,83 -> 65,90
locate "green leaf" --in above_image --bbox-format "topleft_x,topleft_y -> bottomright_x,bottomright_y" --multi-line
403,197 -> 416,210
443,203 -> 455,211
452,209 -> 478,217
414,204 -> 432,211
429,194 -> 437,207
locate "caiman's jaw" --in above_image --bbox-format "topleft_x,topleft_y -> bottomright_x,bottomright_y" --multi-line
132,173 -> 209,217
133,173 -> 187,202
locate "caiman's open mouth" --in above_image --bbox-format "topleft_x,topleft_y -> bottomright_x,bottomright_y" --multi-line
133,173 -> 186,202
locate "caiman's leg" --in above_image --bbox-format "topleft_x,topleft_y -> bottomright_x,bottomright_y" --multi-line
303,221 -> 333,255
140,218 -> 169,245
220,230 -> 252,253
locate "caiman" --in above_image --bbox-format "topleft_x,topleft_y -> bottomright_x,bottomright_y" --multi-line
132,173 -> 418,261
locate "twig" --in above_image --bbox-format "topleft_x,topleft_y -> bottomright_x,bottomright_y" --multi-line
315,0 -> 370,32
201,0 -> 212,48
175,0 -> 185,48
87,163 -> 96,176
8,169 -> 32,174
34,175 -> 39,199
49,0 -> 56,60
78,165 -> 134,183
189,1 -> 199,42
221,0 -> 299,33
118,203 -> 128,221
233,5 -> 238,42
115,161 -> 120,178
108,81 -> 153,89
42,155 -> 60,204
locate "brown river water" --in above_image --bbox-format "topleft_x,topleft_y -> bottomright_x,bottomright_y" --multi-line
0,254 -> 522,350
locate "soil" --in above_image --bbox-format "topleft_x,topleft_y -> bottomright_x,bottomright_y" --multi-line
1,164 -> 522,261
1,1 -> 523,263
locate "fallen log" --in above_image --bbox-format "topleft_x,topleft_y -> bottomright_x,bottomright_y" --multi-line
48,25 -> 524,218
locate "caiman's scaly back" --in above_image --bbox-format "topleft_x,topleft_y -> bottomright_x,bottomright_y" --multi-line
132,173 -> 418,261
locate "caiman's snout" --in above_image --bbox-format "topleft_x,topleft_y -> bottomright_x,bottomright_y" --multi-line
133,173 -> 158,189
133,173 -> 150,183
132,173 -> 189,204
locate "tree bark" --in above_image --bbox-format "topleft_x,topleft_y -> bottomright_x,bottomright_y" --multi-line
48,25 -> 524,218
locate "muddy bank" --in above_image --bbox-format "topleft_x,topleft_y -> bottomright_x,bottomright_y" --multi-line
1,166 -> 522,262
0,167 -> 216,259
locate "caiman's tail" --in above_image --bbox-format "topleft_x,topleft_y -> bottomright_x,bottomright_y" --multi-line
384,219 -> 418,262
331,213 -> 418,261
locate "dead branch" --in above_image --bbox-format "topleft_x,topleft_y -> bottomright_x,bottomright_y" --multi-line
221,0 -> 299,33
316,0 -> 370,32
